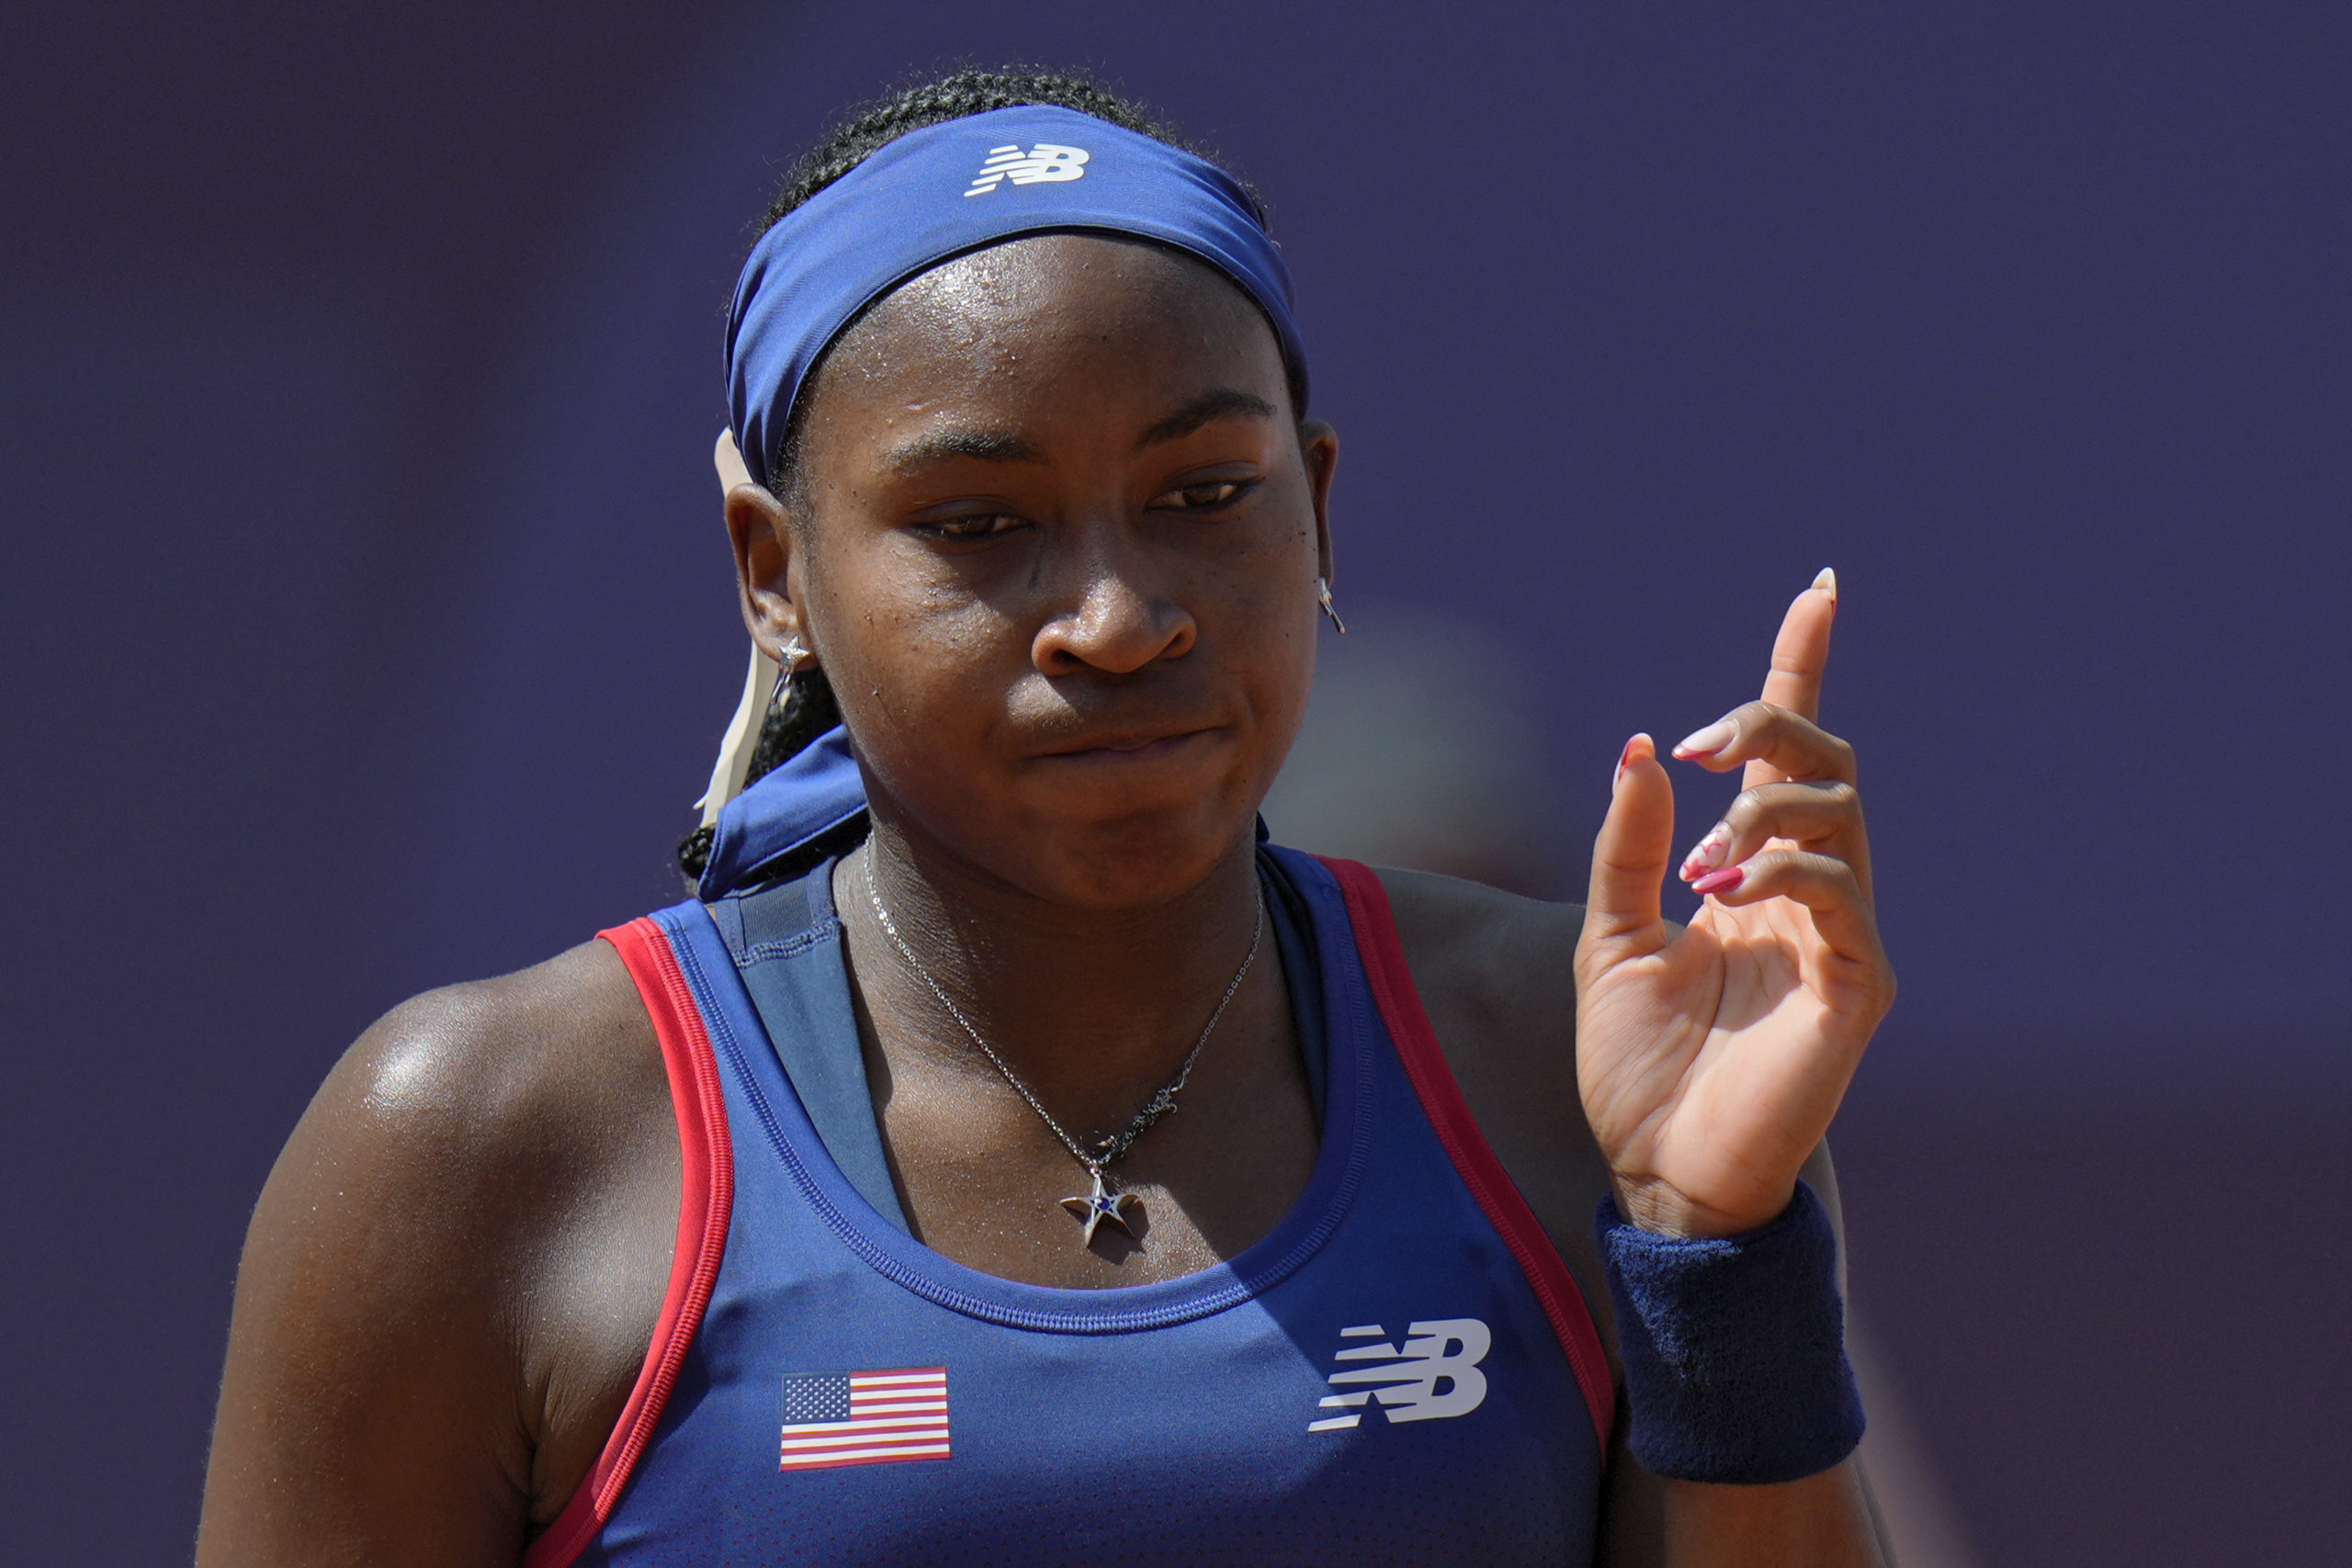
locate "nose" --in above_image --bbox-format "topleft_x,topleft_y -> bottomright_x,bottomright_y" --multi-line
1029,527 -> 1196,676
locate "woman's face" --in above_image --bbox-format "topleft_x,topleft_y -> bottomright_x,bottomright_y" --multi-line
736,233 -> 1337,908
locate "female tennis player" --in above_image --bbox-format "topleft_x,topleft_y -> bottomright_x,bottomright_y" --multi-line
198,72 -> 1897,1566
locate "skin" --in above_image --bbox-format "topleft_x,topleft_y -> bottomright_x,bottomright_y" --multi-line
198,231 -> 1894,1565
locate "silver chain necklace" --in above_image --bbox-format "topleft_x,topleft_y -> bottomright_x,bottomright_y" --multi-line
857,844 -> 1264,1247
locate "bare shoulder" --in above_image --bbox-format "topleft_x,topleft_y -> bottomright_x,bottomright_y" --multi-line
1368,868 -> 1615,1326
199,939 -> 679,1564
306,938 -> 668,1201
1373,865 -> 1585,1043
262,939 -> 669,1282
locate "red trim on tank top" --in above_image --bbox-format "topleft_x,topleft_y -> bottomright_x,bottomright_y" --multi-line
524,918 -> 736,1568
1317,857 -> 1617,1454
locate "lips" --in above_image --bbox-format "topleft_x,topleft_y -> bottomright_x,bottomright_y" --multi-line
1037,724 -> 1217,760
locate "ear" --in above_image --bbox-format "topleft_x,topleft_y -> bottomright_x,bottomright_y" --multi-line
724,479 -> 810,662
1298,418 -> 1340,582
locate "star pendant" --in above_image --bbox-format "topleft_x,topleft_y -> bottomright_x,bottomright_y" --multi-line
1059,1168 -> 1140,1247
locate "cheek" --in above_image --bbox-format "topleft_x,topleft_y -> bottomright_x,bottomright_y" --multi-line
808,556 -> 1007,738
1234,582 -> 1320,767
1201,528 -> 1320,753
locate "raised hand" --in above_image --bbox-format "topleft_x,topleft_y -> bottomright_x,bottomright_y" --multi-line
1573,570 -> 1896,1238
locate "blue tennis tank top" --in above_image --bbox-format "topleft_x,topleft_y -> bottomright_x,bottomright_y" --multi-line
527,845 -> 1614,1567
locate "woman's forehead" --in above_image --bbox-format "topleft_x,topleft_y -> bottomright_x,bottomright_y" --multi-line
815,233 -> 1286,416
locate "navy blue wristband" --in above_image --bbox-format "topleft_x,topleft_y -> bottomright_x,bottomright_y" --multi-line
1595,1179 -> 1865,1484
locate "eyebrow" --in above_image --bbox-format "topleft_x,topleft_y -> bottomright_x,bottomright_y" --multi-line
881,428 -> 1048,477
1135,389 -> 1277,451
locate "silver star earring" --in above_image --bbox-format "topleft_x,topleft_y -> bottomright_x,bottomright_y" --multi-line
769,635 -> 808,707
1315,576 -> 1347,634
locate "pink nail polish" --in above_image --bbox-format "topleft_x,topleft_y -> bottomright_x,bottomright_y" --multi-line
1690,864 -> 1745,897
1613,733 -> 1649,789
1672,717 -> 1736,760
1679,821 -> 1734,881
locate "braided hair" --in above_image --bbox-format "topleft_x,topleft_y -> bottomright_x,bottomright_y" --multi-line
677,67 -> 1287,882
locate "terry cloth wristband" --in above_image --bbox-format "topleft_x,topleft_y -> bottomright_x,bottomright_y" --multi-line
1595,1179 -> 1865,1484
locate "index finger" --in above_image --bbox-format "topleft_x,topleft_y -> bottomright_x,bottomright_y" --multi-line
1760,567 -> 1838,723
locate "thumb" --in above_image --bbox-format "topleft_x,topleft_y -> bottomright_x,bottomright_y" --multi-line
1583,733 -> 1676,952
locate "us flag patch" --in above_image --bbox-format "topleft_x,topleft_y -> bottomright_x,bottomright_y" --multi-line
779,1368 -> 951,1471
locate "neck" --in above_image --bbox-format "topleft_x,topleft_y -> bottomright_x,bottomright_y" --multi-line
838,817 -> 1272,1139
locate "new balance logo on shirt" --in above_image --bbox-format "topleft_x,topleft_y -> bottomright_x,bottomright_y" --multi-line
1310,1318 -> 1491,1431
966,143 -> 1091,196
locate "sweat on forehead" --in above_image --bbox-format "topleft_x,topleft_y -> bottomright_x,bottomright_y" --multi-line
814,234 -> 1283,399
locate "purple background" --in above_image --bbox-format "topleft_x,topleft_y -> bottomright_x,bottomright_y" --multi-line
6,4 -> 2346,1562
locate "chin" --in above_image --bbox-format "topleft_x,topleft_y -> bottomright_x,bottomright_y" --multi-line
883,737 -> 1273,908
1016,794 -> 1257,908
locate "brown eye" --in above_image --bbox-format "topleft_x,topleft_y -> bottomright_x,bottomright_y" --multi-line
1152,480 -> 1250,512
927,513 -> 1022,541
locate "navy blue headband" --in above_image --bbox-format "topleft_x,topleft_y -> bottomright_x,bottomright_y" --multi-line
726,104 -> 1307,490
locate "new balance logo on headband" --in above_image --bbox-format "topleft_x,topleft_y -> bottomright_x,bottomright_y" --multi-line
965,142 -> 1091,196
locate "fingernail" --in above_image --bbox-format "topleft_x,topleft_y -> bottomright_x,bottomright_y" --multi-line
1613,733 -> 1651,789
1679,821 -> 1734,881
1672,717 -> 1736,759
1813,566 -> 1838,602
1690,864 -> 1745,897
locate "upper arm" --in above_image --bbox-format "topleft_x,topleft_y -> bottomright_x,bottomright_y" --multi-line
196,941 -> 677,1568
